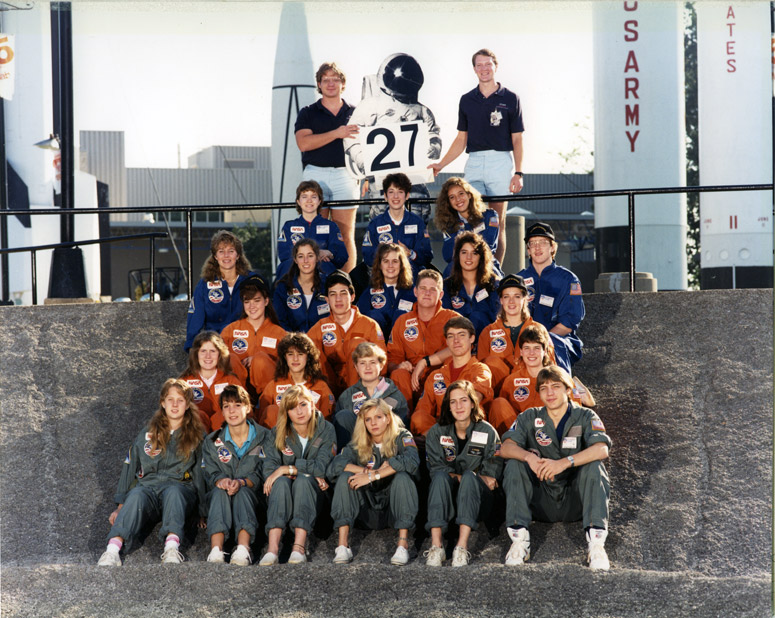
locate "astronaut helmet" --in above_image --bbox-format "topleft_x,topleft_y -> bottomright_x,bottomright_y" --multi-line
377,53 -> 424,104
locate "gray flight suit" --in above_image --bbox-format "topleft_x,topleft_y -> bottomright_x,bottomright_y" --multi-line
202,419 -> 272,543
333,378 -> 409,449
328,429 -> 420,530
425,419 -> 504,532
502,403 -> 611,530
264,412 -> 336,534
108,426 -> 205,550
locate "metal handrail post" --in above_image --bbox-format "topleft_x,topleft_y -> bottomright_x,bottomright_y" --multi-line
30,250 -> 37,305
186,209 -> 193,299
628,192 -> 636,292
150,235 -> 156,301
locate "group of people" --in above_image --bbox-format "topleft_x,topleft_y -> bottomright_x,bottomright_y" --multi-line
98,46 -> 611,572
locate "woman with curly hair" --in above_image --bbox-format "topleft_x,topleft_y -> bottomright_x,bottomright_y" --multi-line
185,230 -> 255,352
327,399 -> 419,566
356,242 -> 416,336
179,331 -> 242,433
259,385 -> 336,565
258,332 -> 335,428
442,231 -> 501,337
273,239 -> 331,333
434,177 -> 503,278
98,379 -> 205,566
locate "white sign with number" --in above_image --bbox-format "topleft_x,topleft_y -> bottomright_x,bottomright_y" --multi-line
0,34 -> 15,101
349,120 -> 434,184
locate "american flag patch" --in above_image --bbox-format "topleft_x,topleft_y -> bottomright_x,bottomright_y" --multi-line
403,435 -> 416,448
591,418 -> 605,432
570,283 -> 582,295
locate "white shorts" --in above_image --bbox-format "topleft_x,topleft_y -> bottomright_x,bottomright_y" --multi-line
464,150 -> 513,197
302,165 -> 360,209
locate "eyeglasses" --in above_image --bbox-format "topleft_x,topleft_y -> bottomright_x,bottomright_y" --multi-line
527,239 -> 551,248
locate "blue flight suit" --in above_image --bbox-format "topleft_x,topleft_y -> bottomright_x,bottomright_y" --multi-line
362,210 -> 433,277
185,273 -> 252,351
272,275 -> 330,333
518,261 -> 585,368
276,214 -> 348,280
441,280 -> 500,338
356,286 -> 416,338
441,209 -> 503,278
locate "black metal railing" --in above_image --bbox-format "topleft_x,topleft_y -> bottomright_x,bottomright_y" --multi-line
0,183 -> 770,301
0,232 -> 167,305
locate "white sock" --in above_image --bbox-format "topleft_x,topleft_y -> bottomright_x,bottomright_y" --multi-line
164,534 -> 180,549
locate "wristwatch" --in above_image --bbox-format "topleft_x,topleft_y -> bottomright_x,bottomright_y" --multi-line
566,455 -> 575,467
514,171 -> 524,178
375,472 -> 381,481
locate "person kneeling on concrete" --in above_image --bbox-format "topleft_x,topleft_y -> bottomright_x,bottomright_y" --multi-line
424,380 -> 503,567
500,365 -> 611,570
203,385 -> 272,566
327,399 -> 420,566
98,379 -> 206,566
260,385 -> 336,565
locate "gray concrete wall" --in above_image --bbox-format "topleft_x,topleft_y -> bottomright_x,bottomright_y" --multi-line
0,291 -> 771,616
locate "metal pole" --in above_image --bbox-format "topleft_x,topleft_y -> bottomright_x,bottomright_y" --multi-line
30,250 -> 37,305
150,235 -> 156,301
0,96 -> 8,303
628,192 -> 636,292
186,209 -> 193,299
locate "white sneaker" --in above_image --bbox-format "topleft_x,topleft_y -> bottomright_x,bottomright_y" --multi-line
230,544 -> 252,566
161,546 -> 184,564
206,547 -> 225,563
504,527 -> 530,566
258,551 -> 278,566
288,550 -> 307,564
586,528 -> 610,571
333,545 -> 353,564
97,550 -> 121,566
390,545 -> 409,566
451,546 -> 471,567
423,545 -> 445,567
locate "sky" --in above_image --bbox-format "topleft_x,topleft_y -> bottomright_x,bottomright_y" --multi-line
71,1 -> 595,174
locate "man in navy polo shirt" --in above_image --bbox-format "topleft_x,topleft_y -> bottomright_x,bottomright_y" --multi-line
295,62 -> 361,272
429,48 -> 524,265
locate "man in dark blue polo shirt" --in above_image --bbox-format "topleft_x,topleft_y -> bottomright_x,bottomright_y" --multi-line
429,48 -> 524,265
295,62 -> 361,272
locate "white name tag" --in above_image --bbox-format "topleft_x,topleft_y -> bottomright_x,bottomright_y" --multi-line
317,303 -> 330,314
562,436 -> 577,449
398,299 -> 413,312
262,337 -> 277,348
471,431 -> 488,445
539,295 -> 554,307
310,391 -> 321,404
474,223 -> 485,233
405,224 -> 418,234
475,289 -> 489,302
214,383 -> 228,395
316,225 -> 329,234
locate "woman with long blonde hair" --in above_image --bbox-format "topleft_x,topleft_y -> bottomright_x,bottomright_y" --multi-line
259,385 -> 336,565
98,379 -> 205,566
327,399 -> 419,566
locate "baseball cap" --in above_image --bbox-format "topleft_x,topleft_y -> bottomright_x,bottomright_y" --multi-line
325,270 -> 354,293
524,222 -> 555,242
240,273 -> 271,297
497,274 -> 529,296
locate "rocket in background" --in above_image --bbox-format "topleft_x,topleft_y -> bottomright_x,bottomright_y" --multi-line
270,2 -> 316,273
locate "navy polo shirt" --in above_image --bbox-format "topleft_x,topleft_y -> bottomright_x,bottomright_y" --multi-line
294,99 -> 355,168
457,85 -> 524,153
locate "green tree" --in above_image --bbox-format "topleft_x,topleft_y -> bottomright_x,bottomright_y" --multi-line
233,222 -> 273,277
684,2 -> 700,289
